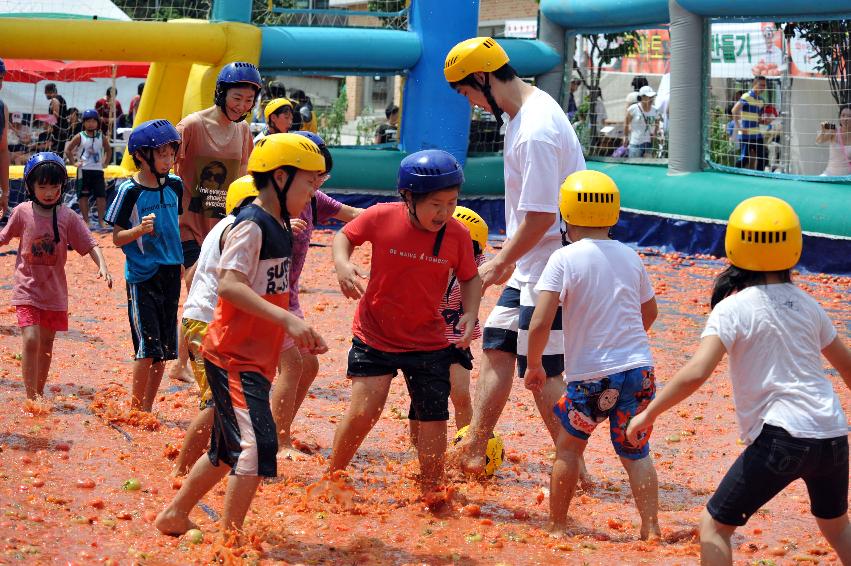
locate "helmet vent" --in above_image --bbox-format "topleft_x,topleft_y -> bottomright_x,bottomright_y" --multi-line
741,230 -> 787,244
483,39 -> 495,48
445,56 -> 458,68
576,192 -> 614,203
298,141 -> 321,155
413,166 -> 441,175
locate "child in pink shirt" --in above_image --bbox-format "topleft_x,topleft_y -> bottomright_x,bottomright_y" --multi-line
0,153 -> 112,400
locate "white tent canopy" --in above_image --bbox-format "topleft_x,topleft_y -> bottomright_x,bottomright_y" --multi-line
0,0 -> 130,21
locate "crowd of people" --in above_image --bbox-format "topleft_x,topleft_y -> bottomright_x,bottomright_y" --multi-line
0,43 -> 849,566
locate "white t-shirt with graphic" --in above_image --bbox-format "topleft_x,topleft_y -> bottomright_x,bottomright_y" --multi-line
535,238 -> 655,381
702,283 -> 845,444
503,87 -> 586,284
626,103 -> 659,146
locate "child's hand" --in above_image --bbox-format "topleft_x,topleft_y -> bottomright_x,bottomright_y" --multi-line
455,312 -> 477,349
524,365 -> 546,393
138,213 -> 156,235
98,266 -> 113,289
283,316 -> 328,355
625,412 -> 653,447
290,218 -> 308,235
336,262 -> 368,300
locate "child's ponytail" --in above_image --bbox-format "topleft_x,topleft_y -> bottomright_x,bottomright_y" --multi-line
710,265 -> 792,308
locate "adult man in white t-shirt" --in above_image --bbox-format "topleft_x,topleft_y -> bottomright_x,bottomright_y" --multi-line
444,37 -> 587,475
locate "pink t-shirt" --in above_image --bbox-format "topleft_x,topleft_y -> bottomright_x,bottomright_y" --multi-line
174,111 -> 254,245
0,203 -> 97,311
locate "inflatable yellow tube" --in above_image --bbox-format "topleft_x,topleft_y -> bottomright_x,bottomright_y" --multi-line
0,17 -> 260,174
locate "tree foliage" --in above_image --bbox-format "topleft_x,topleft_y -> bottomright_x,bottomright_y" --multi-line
780,21 -> 851,105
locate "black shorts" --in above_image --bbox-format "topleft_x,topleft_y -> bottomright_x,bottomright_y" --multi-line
707,425 -> 849,526
204,359 -> 277,477
347,337 -> 454,422
181,239 -> 202,269
126,264 -> 181,362
77,169 -> 106,199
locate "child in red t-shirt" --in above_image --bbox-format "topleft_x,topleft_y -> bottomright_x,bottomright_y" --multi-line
330,150 -> 482,491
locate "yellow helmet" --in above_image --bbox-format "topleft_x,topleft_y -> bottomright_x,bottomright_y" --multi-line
225,175 -> 259,215
247,132 -> 326,174
725,196 -> 802,271
263,97 -> 293,123
559,170 -> 620,227
453,206 -> 488,252
444,37 -> 510,83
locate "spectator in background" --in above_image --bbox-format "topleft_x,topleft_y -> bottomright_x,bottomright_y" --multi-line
731,76 -> 767,171
624,85 -> 659,158
567,76 -> 581,121
289,89 -> 316,133
374,103 -> 399,144
66,108 -> 82,140
127,83 -> 144,126
631,75 -> 649,93
95,87 -> 124,138
254,97 -> 294,143
816,104 -> 851,177
760,104 -> 782,172
44,83 -> 70,153
7,113 -> 31,165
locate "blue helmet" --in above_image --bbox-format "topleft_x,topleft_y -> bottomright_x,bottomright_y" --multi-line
293,130 -> 332,172
81,109 -> 99,122
24,152 -> 68,189
0,58 -> 5,76
214,62 -> 262,121
397,150 -> 464,194
128,119 -> 180,155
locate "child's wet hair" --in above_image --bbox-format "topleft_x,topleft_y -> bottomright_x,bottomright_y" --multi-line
710,264 -> 792,308
27,161 -> 66,189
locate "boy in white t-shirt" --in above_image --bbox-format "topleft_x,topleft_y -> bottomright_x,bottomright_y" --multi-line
526,170 -> 660,539
628,196 -> 851,565
171,176 -> 258,476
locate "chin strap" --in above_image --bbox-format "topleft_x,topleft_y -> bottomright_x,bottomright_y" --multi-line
477,73 -> 504,129
403,193 -> 447,257
31,196 -> 61,243
140,148 -> 168,203
270,167 -> 295,240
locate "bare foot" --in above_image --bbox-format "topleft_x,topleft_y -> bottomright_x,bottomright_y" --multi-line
277,444 -> 309,461
640,522 -> 662,541
547,520 -> 582,538
168,364 -> 193,384
451,440 -> 487,476
155,508 -> 197,536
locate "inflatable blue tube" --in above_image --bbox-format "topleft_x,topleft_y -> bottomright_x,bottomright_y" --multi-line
260,26 -> 422,73
676,0 -> 851,18
540,0 -> 669,31
496,38 -> 562,77
400,0 -> 479,164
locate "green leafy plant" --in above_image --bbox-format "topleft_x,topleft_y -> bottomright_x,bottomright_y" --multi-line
316,85 -> 348,146
708,103 -> 738,167
574,33 -> 640,142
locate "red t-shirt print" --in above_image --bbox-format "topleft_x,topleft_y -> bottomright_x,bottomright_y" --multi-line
342,202 -> 478,353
